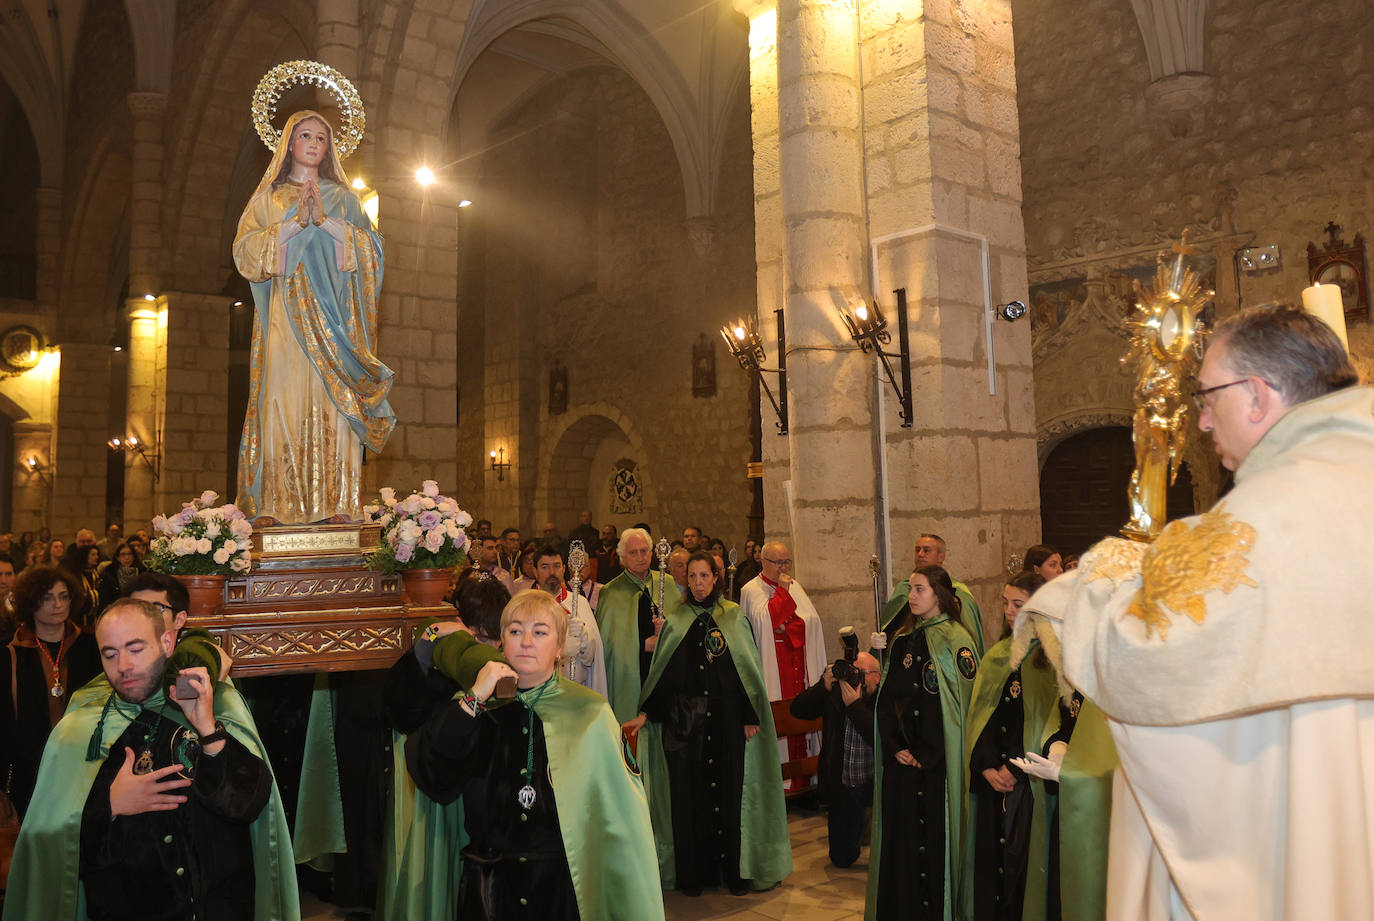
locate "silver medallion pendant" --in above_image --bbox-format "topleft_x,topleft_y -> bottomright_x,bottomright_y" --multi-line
50,683 -> 64,698
517,784 -> 537,811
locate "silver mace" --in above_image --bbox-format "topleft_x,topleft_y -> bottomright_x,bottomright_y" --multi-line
728,546 -> 739,597
654,536 -> 672,619
567,540 -> 587,611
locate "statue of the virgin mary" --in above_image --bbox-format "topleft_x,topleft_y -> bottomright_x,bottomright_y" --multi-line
233,96 -> 394,524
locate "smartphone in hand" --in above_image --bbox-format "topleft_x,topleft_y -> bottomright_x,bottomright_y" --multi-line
173,673 -> 200,699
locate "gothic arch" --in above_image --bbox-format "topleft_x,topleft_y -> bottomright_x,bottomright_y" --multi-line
534,404 -> 655,530
1036,409 -> 1132,467
447,0 -> 718,219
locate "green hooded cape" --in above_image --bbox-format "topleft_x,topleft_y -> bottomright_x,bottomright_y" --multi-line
637,598 -> 792,890
883,578 -> 985,655
597,568 -> 681,723
865,613 -> 978,921
1051,698 -> 1115,921
2,677 -> 300,921
375,728 -> 466,921
964,637 -> 1061,921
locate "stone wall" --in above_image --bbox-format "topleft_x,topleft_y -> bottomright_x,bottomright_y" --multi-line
1018,0 -> 1374,498
460,66 -> 758,548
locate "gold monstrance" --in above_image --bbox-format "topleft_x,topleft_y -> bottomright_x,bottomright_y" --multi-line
1120,231 -> 1212,541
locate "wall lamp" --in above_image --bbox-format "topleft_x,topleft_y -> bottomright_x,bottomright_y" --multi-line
24,456 -> 48,484
109,434 -> 161,483
839,288 -> 914,428
720,307 -> 787,434
488,446 -> 511,482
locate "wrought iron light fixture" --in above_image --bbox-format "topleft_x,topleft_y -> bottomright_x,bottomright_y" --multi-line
838,289 -> 914,427
720,308 -> 787,434
108,433 -> 161,482
489,446 -> 511,482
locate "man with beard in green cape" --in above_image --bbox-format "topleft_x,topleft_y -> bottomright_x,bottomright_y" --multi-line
625,551 -> 791,895
2,598 -> 299,921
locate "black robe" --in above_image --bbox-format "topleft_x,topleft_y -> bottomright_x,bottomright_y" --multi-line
0,629 -> 101,816
640,606 -> 759,894
874,628 -> 947,920
970,667 -> 1033,921
405,694 -> 579,920
80,709 -> 272,921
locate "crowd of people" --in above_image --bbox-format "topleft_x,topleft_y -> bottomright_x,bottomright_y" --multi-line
0,304 -> 1365,921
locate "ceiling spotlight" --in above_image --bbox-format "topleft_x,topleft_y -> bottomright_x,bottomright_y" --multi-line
458,199 -> 473,208
994,300 -> 1027,322
415,166 -> 436,187
352,177 -> 367,190
143,293 -> 156,302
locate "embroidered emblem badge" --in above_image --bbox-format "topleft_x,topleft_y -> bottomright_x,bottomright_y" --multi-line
957,647 -> 977,680
922,659 -> 939,695
1009,679 -> 1022,700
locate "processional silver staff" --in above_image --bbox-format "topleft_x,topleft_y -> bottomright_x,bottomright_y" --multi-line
868,555 -> 888,665
567,540 -> 588,610
654,537 -> 672,621
727,546 -> 739,597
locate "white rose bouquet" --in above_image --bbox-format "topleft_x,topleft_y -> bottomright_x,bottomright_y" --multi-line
364,479 -> 472,574
146,490 -> 254,576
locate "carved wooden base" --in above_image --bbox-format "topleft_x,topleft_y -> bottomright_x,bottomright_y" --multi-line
187,522 -> 453,676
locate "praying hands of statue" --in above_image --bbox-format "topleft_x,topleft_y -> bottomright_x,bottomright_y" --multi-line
109,748 -> 191,817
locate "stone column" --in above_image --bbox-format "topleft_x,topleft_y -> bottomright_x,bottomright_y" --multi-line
126,93 -> 167,298
52,343 -> 113,537
122,296 -> 164,528
774,0 -> 882,620
33,188 -> 61,308
158,292 -> 232,509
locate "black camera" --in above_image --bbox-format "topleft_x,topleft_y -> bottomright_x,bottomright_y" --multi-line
831,626 -> 861,687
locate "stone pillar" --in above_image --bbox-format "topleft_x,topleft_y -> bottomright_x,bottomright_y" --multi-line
317,0 -> 360,77
862,0 -> 1039,637
773,0 -> 882,621
33,188 -> 61,308
737,0 -> 1040,641
126,93 -> 167,298
158,292 -> 232,510
52,343 -> 112,537
122,297 -> 164,528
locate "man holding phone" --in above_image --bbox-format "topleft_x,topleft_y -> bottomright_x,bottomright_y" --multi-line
128,570 -> 235,683
2,598 -> 299,920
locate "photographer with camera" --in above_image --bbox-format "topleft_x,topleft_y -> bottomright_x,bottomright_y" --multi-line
788,626 -> 881,868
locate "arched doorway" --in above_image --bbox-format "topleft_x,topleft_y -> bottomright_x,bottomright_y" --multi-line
1039,426 -> 1196,557
540,411 -> 651,536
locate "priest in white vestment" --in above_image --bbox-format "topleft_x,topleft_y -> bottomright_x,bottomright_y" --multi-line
740,541 -> 829,775
1020,306 -> 1374,921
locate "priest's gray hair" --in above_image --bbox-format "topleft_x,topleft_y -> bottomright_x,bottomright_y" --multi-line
618,527 -> 652,557
1212,304 -> 1359,406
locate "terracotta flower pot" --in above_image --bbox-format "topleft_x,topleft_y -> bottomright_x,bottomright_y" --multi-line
176,573 -> 228,617
401,568 -> 450,608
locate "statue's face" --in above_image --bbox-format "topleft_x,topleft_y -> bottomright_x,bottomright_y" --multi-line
290,118 -> 330,169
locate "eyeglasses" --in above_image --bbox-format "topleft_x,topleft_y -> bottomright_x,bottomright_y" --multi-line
1190,378 -> 1249,411
762,557 -> 792,567
148,601 -> 175,614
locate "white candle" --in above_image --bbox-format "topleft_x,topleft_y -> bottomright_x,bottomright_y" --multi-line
1301,281 -> 1350,353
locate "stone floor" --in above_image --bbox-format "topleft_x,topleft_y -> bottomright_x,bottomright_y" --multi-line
301,807 -> 868,921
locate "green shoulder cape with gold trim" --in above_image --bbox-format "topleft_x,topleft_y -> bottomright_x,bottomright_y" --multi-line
1,677 -> 299,921
865,614 -> 979,921
637,598 -> 792,890
964,637 -> 1061,921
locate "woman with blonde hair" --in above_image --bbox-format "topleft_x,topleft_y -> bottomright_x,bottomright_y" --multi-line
404,589 -> 664,920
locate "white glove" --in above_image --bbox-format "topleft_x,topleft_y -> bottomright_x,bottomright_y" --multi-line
869,631 -> 887,651
1010,741 -> 1067,782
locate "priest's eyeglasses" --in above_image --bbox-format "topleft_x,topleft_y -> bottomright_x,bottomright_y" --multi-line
1190,378 -> 1248,410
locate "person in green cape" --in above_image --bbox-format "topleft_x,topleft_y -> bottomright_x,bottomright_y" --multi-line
376,573 -> 510,921
624,550 -> 791,896
866,564 -> 979,921
2,597 -> 299,921
595,527 -> 681,725
881,534 -> 985,655
404,589 -> 664,921
966,569 -> 1057,921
